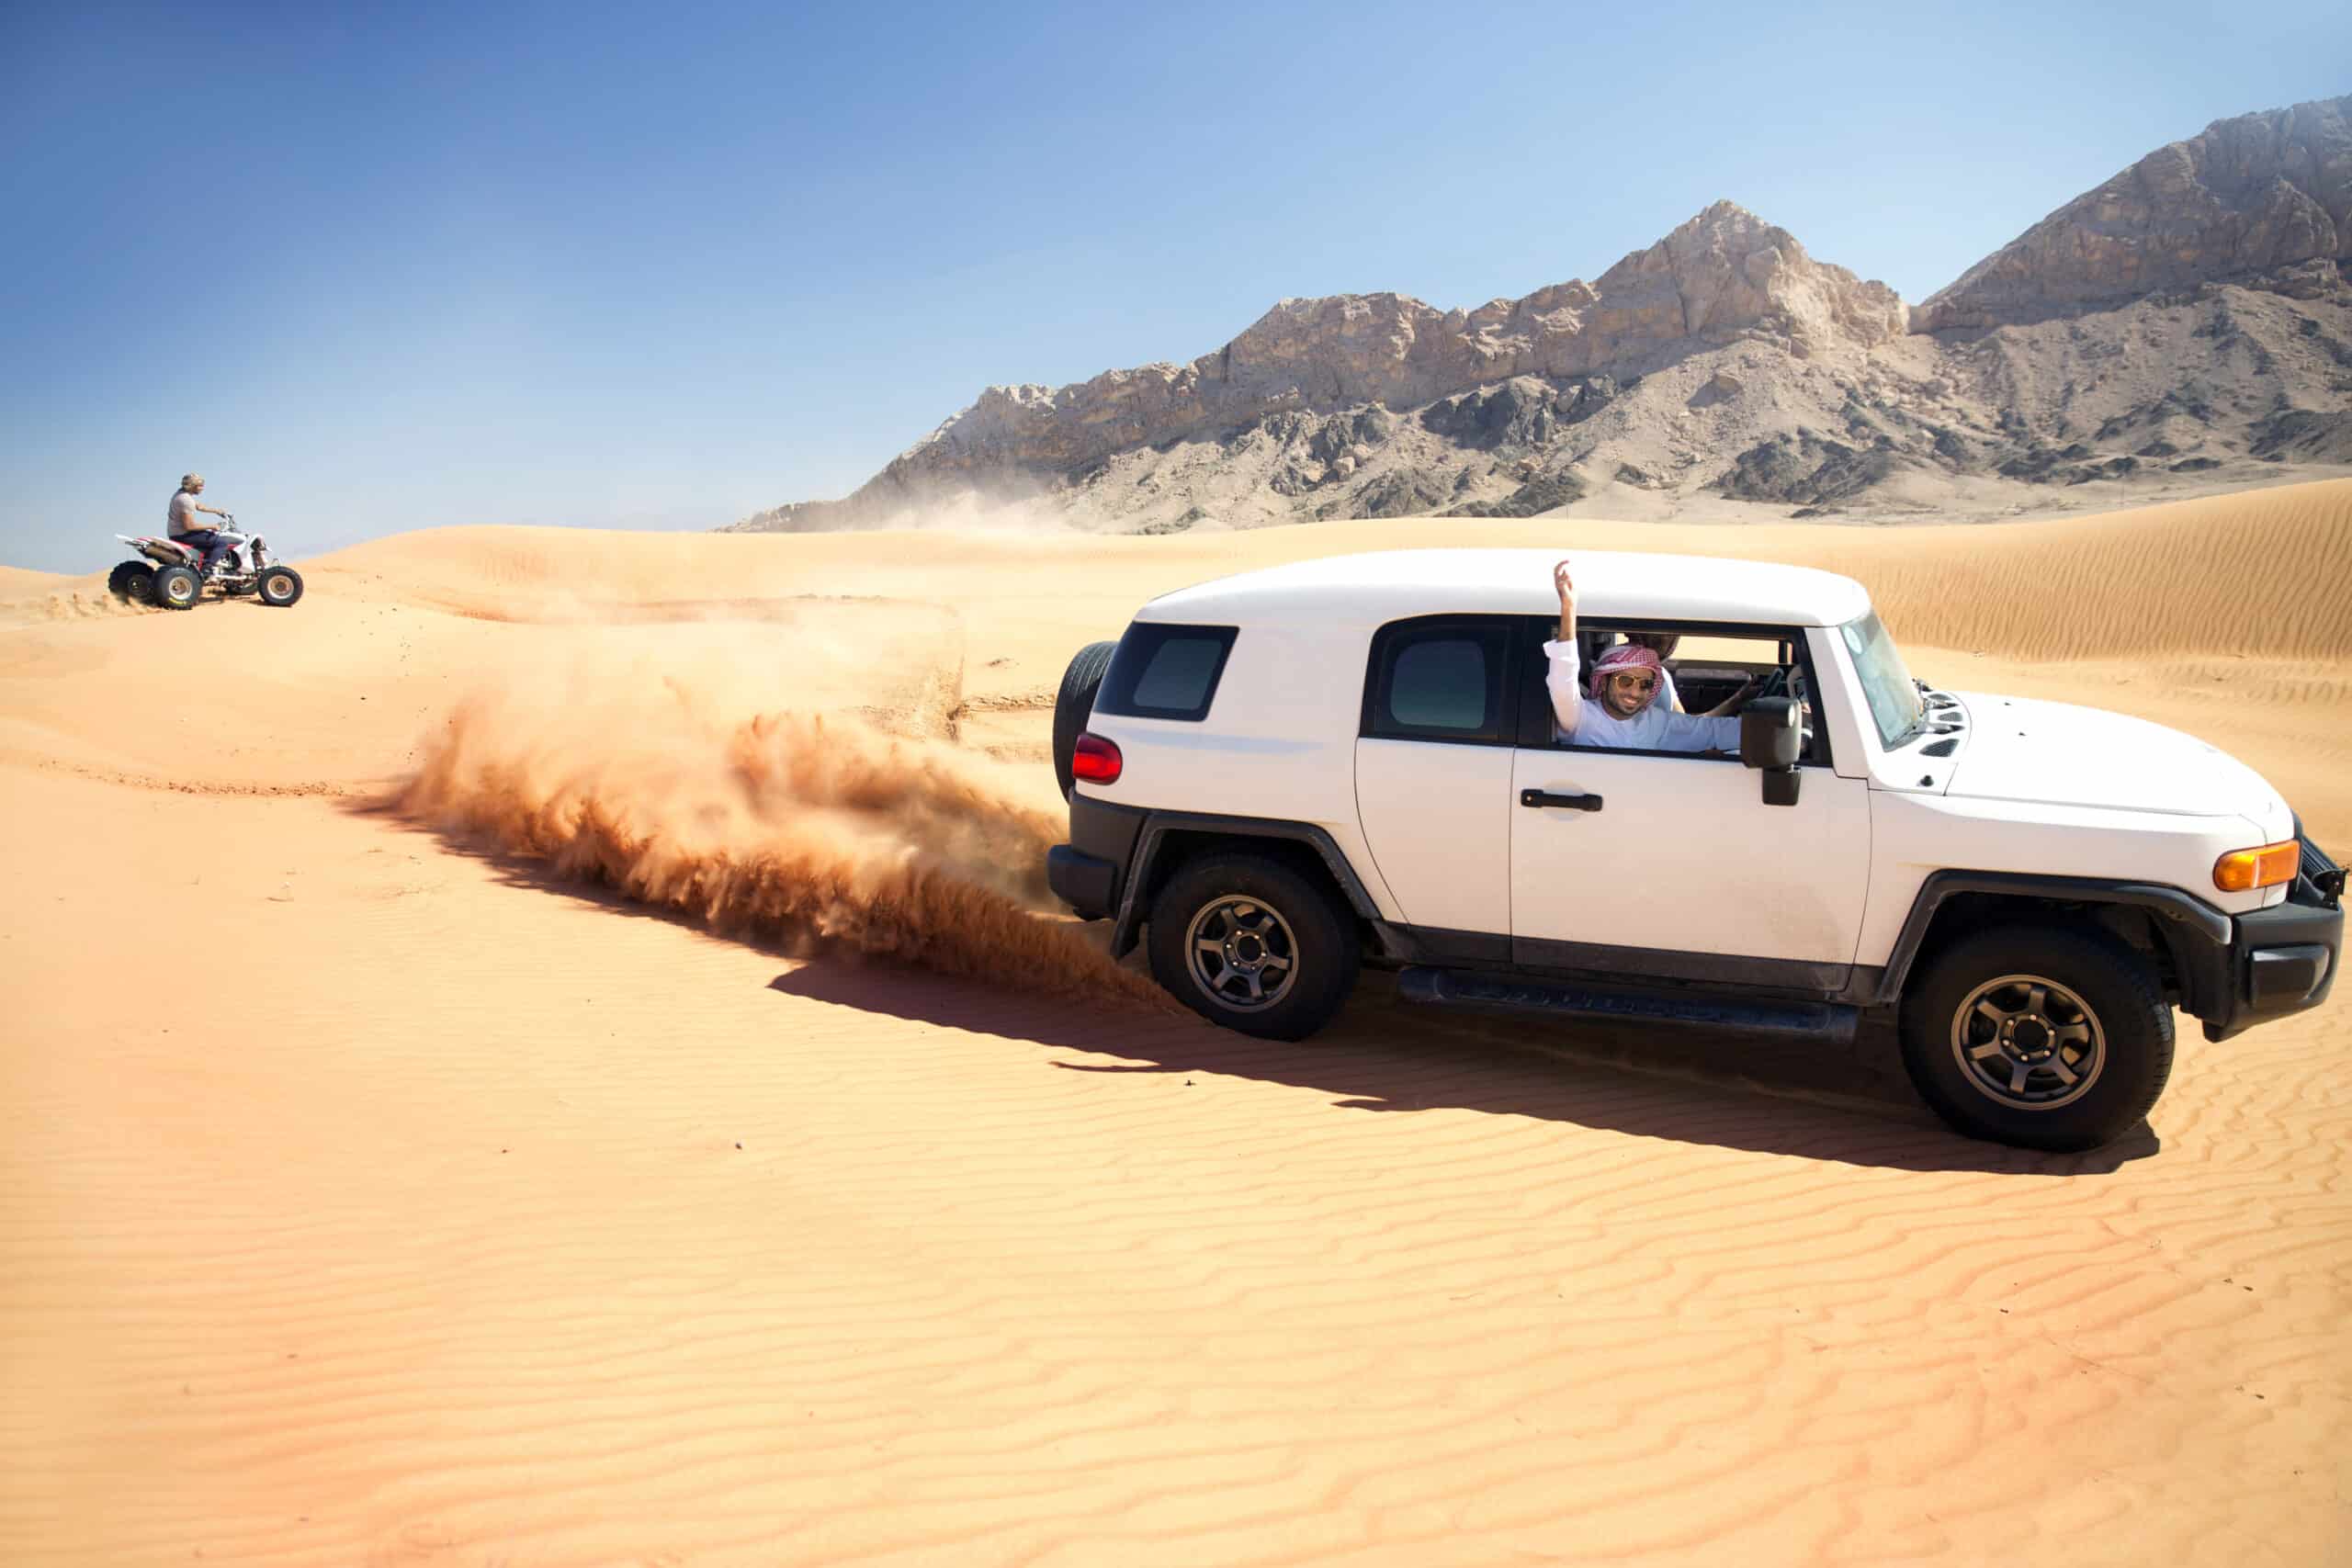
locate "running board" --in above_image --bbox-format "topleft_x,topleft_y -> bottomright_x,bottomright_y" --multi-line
1397,966 -> 1858,1045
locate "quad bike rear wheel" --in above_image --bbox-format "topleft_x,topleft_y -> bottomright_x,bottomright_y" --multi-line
257,565 -> 304,607
154,564 -> 201,611
108,561 -> 156,605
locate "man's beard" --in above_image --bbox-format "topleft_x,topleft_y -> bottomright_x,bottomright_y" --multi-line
1607,693 -> 1654,719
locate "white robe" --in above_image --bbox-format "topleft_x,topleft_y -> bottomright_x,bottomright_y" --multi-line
1544,639 -> 1741,752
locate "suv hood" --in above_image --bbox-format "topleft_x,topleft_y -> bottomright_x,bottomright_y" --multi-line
1939,693 -> 2289,829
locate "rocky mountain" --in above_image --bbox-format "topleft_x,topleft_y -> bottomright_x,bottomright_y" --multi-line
730,94 -> 2352,534
1918,96 -> 2350,330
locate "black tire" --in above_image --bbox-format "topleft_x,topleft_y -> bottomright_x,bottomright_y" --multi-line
1898,923 -> 2174,1151
109,561 -> 156,604
1146,852 -> 1361,1041
1051,639 -> 1119,799
256,565 -> 304,607
153,564 -> 201,612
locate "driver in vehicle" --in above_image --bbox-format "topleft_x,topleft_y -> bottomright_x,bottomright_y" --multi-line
167,472 -> 247,577
1548,558 -> 1747,752
1622,631 -> 1758,716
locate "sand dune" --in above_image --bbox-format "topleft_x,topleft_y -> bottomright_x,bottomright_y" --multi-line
0,564 -> 68,598
5,483 -> 2350,1564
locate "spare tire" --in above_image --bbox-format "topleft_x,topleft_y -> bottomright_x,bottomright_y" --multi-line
1052,640 -> 1119,799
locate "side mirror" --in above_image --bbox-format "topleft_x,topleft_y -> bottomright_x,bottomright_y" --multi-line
1740,697 -> 1802,807
1740,698 -> 1802,770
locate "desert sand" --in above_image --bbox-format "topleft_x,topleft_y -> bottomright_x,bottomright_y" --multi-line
4,480 -> 2349,1564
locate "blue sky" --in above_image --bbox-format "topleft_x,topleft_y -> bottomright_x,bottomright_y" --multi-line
3,1 -> 2344,571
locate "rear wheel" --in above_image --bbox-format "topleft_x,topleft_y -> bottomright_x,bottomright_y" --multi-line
1147,852 -> 1360,1041
256,565 -> 304,606
153,564 -> 201,611
108,561 -> 156,604
1899,924 -> 2173,1151
1052,640 -> 1118,798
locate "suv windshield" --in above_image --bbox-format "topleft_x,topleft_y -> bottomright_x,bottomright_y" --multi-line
1838,612 -> 1925,749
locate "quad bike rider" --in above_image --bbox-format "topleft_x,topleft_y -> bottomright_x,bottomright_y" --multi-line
109,473 -> 303,610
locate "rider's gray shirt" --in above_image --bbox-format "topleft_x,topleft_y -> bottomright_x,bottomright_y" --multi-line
168,491 -> 201,536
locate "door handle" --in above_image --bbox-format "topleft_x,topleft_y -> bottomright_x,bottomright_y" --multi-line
1520,788 -> 1604,812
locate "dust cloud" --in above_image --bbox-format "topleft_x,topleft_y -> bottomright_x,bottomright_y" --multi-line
388,653 -> 1171,1010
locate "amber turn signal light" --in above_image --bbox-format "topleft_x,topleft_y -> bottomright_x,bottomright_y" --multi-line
2213,840 -> 2300,892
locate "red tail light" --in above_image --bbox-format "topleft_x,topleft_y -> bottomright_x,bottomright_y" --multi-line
1072,732 -> 1123,785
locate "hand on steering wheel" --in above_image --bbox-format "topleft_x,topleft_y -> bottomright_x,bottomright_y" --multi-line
1749,666 -> 1815,754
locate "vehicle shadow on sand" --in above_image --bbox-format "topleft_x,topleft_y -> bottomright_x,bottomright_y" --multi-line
364,814 -> 2155,1178
766,959 -> 2159,1178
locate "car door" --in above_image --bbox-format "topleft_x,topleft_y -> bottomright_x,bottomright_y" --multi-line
1510,622 -> 1871,990
1353,615 -> 1518,946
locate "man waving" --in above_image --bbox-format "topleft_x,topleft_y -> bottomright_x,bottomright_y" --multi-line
1546,558 -> 1744,752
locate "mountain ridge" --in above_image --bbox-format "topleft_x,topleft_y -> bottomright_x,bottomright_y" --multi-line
729,93 -> 2352,533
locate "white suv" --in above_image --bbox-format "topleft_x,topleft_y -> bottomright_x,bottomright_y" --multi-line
1046,549 -> 2342,1151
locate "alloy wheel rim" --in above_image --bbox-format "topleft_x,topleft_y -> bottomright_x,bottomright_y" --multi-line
1949,972 -> 2105,1111
1184,896 -> 1300,1013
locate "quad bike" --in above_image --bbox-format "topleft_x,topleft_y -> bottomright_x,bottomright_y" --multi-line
109,514 -> 304,611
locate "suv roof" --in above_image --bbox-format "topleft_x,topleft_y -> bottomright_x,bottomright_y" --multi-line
1140,547 -> 1872,629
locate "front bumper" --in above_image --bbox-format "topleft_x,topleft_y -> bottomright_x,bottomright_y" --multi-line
2200,829 -> 2342,1042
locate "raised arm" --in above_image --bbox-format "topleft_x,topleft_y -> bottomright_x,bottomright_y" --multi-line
1545,558 -> 1582,736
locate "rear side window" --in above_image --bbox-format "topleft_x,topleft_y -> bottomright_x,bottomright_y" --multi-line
1094,623 -> 1238,722
1363,616 -> 1514,744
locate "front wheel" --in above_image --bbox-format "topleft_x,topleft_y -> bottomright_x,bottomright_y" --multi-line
1899,924 -> 2174,1151
153,564 -> 201,611
256,565 -> 304,606
1146,852 -> 1361,1041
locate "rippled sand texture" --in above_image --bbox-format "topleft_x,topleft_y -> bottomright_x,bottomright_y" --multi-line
4,480 -> 2349,1565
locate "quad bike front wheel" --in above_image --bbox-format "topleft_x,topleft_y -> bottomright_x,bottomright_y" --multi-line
256,566 -> 304,607
108,561 -> 156,605
154,564 -> 201,611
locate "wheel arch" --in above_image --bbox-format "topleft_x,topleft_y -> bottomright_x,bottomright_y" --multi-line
1109,812 -> 1382,958
1873,871 -> 2231,1018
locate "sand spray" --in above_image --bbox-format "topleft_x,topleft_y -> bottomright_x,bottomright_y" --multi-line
387,632 -> 1172,1010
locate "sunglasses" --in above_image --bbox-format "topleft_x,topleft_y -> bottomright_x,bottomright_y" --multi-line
1606,673 -> 1657,692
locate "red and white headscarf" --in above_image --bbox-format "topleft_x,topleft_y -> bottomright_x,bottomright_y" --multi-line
1588,642 -> 1664,715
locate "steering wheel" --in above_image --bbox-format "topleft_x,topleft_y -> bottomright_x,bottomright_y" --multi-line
1745,666 -> 1815,753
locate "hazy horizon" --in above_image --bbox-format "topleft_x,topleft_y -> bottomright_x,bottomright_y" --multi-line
4,0 -> 2346,572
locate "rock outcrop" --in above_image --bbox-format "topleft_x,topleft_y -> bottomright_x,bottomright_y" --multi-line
1917,95 -> 2351,330
777,203 -> 1904,515
730,95 -> 2352,535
